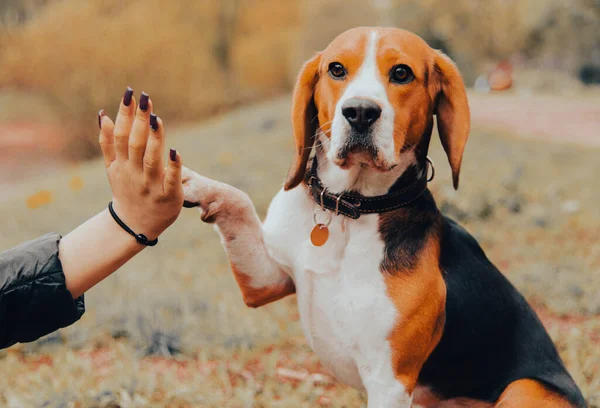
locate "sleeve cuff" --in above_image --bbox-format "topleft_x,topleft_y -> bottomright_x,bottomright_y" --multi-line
0,233 -> 86,346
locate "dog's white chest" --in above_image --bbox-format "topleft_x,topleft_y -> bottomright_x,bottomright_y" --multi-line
263,188 -> 398,389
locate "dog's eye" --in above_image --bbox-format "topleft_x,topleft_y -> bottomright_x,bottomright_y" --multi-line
390,64 -> 414,84
328,62 -> 347,79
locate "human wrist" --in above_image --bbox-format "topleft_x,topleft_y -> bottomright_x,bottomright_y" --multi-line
108,202 -> 160,246
109,200 -> 163,242
60,210 -> 145,298
99,209 -> 148,251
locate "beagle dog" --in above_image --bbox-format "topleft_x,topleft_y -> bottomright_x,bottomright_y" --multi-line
182,27 -> 586,407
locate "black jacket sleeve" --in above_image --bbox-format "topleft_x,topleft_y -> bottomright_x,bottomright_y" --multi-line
0,233 -> 85,349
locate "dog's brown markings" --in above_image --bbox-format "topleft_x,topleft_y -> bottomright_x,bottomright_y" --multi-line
384,232 -> 446,394
376,30 -> 469,185
285,27 -> 470,190
413,379 -> 574,407
229,263 -> 296,308
285,29 -> 370,190
375,30 -> 433,157
412,387 -> 494,407
314,29 -> 369,140
214,210 -> 296,308
494,379 -> 574,408
285,53 -> 322,190
427,56 -> 470,189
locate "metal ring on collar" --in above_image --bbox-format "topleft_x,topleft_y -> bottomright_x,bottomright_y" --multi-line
426,156 -> 435,182
313,208 -> 332,227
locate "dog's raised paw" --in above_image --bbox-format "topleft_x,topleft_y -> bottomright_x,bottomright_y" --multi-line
183,200 -> 200,208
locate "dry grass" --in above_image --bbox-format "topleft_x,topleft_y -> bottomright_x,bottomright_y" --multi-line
0,95 -> 598,407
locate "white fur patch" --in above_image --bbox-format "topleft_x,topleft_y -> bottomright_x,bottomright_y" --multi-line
329,30 -> 397,168
263,184 -> 412,405
316,135 -> 416,195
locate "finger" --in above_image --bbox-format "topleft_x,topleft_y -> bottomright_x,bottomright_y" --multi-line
164,148 -> 183,197
143,114 -> 165,180
113,87 -> 136,161
128,93 -> 152,169
98,110 -> 116,168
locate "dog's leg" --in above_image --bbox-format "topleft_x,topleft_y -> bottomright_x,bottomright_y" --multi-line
182,167 -> 295,307
363,372 -> 413,408
358,345 -> 413,408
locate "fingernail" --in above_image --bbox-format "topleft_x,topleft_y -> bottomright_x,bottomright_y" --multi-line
123,87 -> 133,106
98,109 -> 105,129
169,148 -> 177,162
139,92 -> 149,112
150,113 -> 158,131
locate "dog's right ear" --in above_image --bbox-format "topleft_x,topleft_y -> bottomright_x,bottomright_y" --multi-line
428,51 -> 470,190
284,53 -> 322,191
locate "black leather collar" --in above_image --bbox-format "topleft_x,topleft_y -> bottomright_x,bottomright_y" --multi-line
305,156 -> 433,219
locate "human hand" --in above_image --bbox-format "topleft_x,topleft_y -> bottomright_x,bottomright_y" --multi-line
98,87 -> 184,241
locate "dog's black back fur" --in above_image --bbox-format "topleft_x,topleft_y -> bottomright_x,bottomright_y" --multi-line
417,217 -> 586,407
378,165 -> 585,405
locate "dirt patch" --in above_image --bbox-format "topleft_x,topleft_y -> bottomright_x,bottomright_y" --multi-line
0,122 -> 69,200
470,92 -> 600,147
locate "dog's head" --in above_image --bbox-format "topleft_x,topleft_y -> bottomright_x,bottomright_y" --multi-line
284,27 -> 470,191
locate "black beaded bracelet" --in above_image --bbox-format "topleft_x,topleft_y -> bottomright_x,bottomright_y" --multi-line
108,202 -> 158,246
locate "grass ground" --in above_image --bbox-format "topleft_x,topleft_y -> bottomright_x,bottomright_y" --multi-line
0,95 -> 599,407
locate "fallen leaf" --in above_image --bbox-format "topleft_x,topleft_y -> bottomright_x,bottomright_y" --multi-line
26,190 -> 53,209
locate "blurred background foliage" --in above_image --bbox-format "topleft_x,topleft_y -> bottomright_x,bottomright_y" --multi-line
0,0 -> 598,159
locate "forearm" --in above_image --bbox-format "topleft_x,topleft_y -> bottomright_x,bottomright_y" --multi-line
182,170 -> 295,307
217,215 -> 296,307
58,209 -> 144,299
214,203 -> 295,308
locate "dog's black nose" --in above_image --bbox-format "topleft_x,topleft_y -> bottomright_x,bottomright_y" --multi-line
341,98 -> 382,131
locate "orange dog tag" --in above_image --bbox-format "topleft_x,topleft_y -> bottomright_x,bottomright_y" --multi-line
310,224 -> 329,246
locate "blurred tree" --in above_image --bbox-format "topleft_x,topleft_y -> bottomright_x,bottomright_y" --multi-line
0,0 -> 49,26
214,0 -> 240,71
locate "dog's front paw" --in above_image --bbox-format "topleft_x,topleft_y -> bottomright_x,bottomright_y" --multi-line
181,166 -> 252,224
182,199 -> 199,208
182,166 -> 203,208
181,166 -> 222,217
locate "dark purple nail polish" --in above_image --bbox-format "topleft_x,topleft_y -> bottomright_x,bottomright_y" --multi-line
150,113 -> 158,131
169,148 -> 177,162
139,92 -> 149,112
98,109 -> 105,129
123,87 -> 133,106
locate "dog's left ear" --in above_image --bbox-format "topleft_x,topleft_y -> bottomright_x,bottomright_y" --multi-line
429,51 -> 470,189
284,53 -> 322,191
